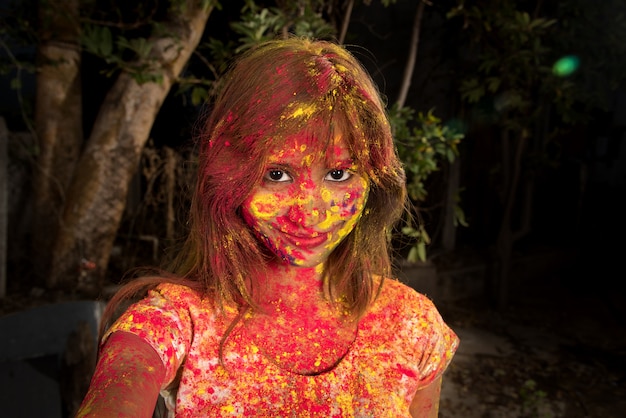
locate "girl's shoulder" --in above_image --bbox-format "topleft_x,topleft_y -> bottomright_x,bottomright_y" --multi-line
150,281 -> 240,319
374,277 -> 437,314
151,281 -> 204,304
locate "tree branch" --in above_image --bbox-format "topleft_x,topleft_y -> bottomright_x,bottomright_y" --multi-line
396,0 -> 427,108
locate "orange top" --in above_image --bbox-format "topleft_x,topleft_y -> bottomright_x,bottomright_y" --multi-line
105,279 -> 459,417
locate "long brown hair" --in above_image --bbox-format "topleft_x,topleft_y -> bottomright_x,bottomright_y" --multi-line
100,36 -> 407,338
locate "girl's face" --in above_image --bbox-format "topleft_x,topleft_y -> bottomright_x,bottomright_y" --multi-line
241,133 -> 369,267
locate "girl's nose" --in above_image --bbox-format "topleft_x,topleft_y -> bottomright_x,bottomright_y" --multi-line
287,193 -> 323,227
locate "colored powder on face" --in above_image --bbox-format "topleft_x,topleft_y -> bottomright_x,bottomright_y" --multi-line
300,176 -> 316,191
320,188 -> 332,202
241,129 -> 372,266
249,195 -> 284,221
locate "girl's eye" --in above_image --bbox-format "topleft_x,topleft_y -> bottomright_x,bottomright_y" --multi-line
325,169 -> 352,182
265,169 -> 292,182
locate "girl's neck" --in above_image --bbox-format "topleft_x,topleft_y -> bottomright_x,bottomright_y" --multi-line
244,261 -> 356,375
253,262 -> 327,310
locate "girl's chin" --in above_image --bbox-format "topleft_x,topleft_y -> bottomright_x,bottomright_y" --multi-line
268,249 -> 329,268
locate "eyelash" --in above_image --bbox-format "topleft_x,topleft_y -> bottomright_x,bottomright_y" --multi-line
264,168 -> 353,183
325,169 -> 352,182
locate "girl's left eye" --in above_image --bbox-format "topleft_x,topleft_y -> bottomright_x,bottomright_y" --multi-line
325,169 -> 352,182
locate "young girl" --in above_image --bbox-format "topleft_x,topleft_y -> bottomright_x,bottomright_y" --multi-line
76,37 -> 458,418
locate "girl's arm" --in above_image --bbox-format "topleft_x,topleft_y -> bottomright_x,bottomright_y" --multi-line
75,331 -> 166,418
409,376 -> 443,418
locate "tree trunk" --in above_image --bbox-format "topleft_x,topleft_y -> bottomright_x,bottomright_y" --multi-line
442,158 -> 461,252
0,117 -> 7,298
337,0 -> 354,44
396,0 -> 426,108
32,0 -> 83,284
495,129 -> 528,309
48,2 -> 214,290
164,147 -> 177,242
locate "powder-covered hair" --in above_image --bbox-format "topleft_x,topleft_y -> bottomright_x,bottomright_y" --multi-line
102,37 -> 407,336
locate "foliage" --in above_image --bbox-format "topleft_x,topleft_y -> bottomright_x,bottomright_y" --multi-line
552,0 -> 626,114
79,1 -> 221,84
0,17 -> 35,81
519,379 -> 553,418
443,0 -> 626,307
448,0 -> 626,134
446,0 -> 626,222
170,0 -> 339,108
448,2 -> 563,130
389,105 -> 466,262
230,0 -> 336,51
81,23 -> 165,84
3,0 -> 338,108
391,106 -> 463,201
179,0 -> 338,106
0,0 -> 38,132
363,0 -> 398,7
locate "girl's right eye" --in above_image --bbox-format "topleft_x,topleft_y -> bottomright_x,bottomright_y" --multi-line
265,169 -> 292,182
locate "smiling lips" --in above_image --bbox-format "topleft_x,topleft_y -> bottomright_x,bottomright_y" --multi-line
279,229 -> 334,250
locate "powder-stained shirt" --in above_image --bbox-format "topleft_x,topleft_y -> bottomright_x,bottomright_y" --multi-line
105,279 -> 459,417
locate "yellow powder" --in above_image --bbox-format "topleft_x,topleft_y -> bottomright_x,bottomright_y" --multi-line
220,405 -> 235,413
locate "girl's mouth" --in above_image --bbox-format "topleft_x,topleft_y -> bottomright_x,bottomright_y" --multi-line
281,231 -> 332,250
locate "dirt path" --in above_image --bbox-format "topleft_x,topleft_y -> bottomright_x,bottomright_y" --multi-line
438,288 -> 626,418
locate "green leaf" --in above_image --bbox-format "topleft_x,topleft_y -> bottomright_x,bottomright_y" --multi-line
99,26 -> 113,57
419,226 -> 431,244
446,148 -> 455,163
407,245 -> 421,263
191,87 -> 208,106
417,241 -> 427,261
486,76 -> 501,93
82,24 -> 114,59
454,205 -> 469,227
202,0 -> 220,11
401,226 -> 421,238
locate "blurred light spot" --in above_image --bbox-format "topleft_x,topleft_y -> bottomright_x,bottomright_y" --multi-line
553,55 -> 580,77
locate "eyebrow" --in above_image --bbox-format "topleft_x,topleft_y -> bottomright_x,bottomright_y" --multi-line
265,157 -> 356,168
328,157 -> 357,167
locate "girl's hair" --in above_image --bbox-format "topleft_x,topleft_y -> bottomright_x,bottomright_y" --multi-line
100,36 -> 407,337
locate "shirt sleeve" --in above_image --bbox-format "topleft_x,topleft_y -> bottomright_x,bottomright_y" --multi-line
102,283 -> 197,388
394,284 -> 460,388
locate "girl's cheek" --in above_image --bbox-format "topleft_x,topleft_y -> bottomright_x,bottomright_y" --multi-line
245,192 -> 285,221
336,182 -> 369,218
339,192 -> 362,215
315,185 -> 367,232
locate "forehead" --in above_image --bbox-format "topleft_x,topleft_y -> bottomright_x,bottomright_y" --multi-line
267,132 -> 351,165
